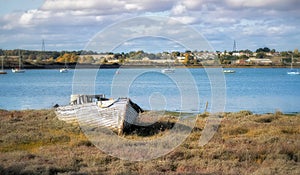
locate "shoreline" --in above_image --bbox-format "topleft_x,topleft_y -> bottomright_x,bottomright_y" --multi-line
3,62 -> 299,69
1,108 -> 299,115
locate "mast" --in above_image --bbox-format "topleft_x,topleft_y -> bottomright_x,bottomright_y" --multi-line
42,39 -> 45,59
1,56 -> 3,71
291,54 -> 293,69
19,50 -> 21,68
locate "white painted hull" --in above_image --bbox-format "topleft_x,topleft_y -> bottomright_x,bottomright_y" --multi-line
60,68 -> 68,73
12,68 -> 25,73
223,70 -> 235,73
287,71 -> 300,75
55,98 -> 142,135
161,68 -> 175,73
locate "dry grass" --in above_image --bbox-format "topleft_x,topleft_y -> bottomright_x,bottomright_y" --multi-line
0,109 -> 299,174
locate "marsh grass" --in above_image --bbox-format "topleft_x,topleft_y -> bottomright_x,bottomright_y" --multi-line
0,109 -> 299,174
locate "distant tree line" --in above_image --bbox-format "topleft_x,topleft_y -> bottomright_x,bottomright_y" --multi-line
0,49 -> 98,57
0,47 -> 299,66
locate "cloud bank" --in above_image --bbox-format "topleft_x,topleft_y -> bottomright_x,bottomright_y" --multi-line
0,0 -> 299,51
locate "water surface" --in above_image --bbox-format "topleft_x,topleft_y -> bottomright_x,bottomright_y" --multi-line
0,68 -> 299,114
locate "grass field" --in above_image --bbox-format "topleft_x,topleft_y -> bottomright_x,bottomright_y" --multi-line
0,109 -> 299,174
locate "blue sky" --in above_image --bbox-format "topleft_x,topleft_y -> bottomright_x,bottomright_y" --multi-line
0,0 -> 44,15
0,0 -> 300,52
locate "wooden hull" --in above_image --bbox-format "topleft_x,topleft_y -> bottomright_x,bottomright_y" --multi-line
55,98 -> 142,135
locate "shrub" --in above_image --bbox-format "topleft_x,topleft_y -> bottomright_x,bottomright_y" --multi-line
254,115 -> 278,123
228,127 -> 249,135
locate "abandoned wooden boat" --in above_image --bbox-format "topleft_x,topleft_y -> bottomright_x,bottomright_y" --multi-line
55,94 -> 143,135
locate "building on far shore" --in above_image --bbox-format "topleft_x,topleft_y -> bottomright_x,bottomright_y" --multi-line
246,58 -> 272,65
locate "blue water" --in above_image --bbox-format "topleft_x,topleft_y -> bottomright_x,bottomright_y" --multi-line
0,68 -> 299,114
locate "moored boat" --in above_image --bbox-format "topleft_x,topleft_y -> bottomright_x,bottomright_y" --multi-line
12,68 -> 25,73
161,68 -> 175,73
60,58 -> 69,73
223,70 -> 236,73
59,68 -> 69,73
287,54 -> 299,75
12,50 -> 25,73
287,70 -> 300,75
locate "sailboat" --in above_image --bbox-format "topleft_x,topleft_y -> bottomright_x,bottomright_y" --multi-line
223,69 -> 236,73
12,50 -> 25,73
161,59 -> 175,73
287,54 -> 299,75
161,67 -> 175,73
0,56 -> 7,74
59,58 -> 69,73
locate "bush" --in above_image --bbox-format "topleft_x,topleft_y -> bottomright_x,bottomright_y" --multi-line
254,115 -> 278,123
228,127 -> 249,135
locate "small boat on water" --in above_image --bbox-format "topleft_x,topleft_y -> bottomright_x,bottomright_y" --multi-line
287,54 -> 299,75
12,68 -> 25,73
287,71 -> 300,75
12,50 -> 25,73
223,70 -> 236,73
59,68 -> 69,73
161,68 -> 175,73
162,59 -> 175,73
55,94 -> 143,135
60,58 -> 69,73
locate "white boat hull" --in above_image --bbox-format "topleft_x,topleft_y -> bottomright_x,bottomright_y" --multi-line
287,71 -> 300,75
12,68 -> 25,73
223,70 -> 235,73
161,68 -> 175,73
60,68 -> 68,73
55,97 -> 142,135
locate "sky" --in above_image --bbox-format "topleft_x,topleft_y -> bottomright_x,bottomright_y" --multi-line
0,0 -> 300,52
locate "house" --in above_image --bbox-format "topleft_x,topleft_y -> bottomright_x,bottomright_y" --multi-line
246,58 -> 272,65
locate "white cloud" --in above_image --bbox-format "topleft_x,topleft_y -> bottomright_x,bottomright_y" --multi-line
225,0 -> 276,8
225,0 -> 300,10
182,0 -> 204,9
171,3 -> 187,15
171,16 -> 197,24
125,4 -> 143,11
19,9 -> 37,26
0,0 -> 300,51
41,0 -> 175,14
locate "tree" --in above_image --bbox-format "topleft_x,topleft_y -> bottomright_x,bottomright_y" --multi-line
270,49 -> 276,53
256,47 -> 270,53
172,51 -> 180,57
256,52 -> 266,58
56,53 -> 78,63
84,56 -> 94,64
184,53 -> 192,65
101,58 -> 108,64
294,49 -> 299,57
281,51 -> 289,57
